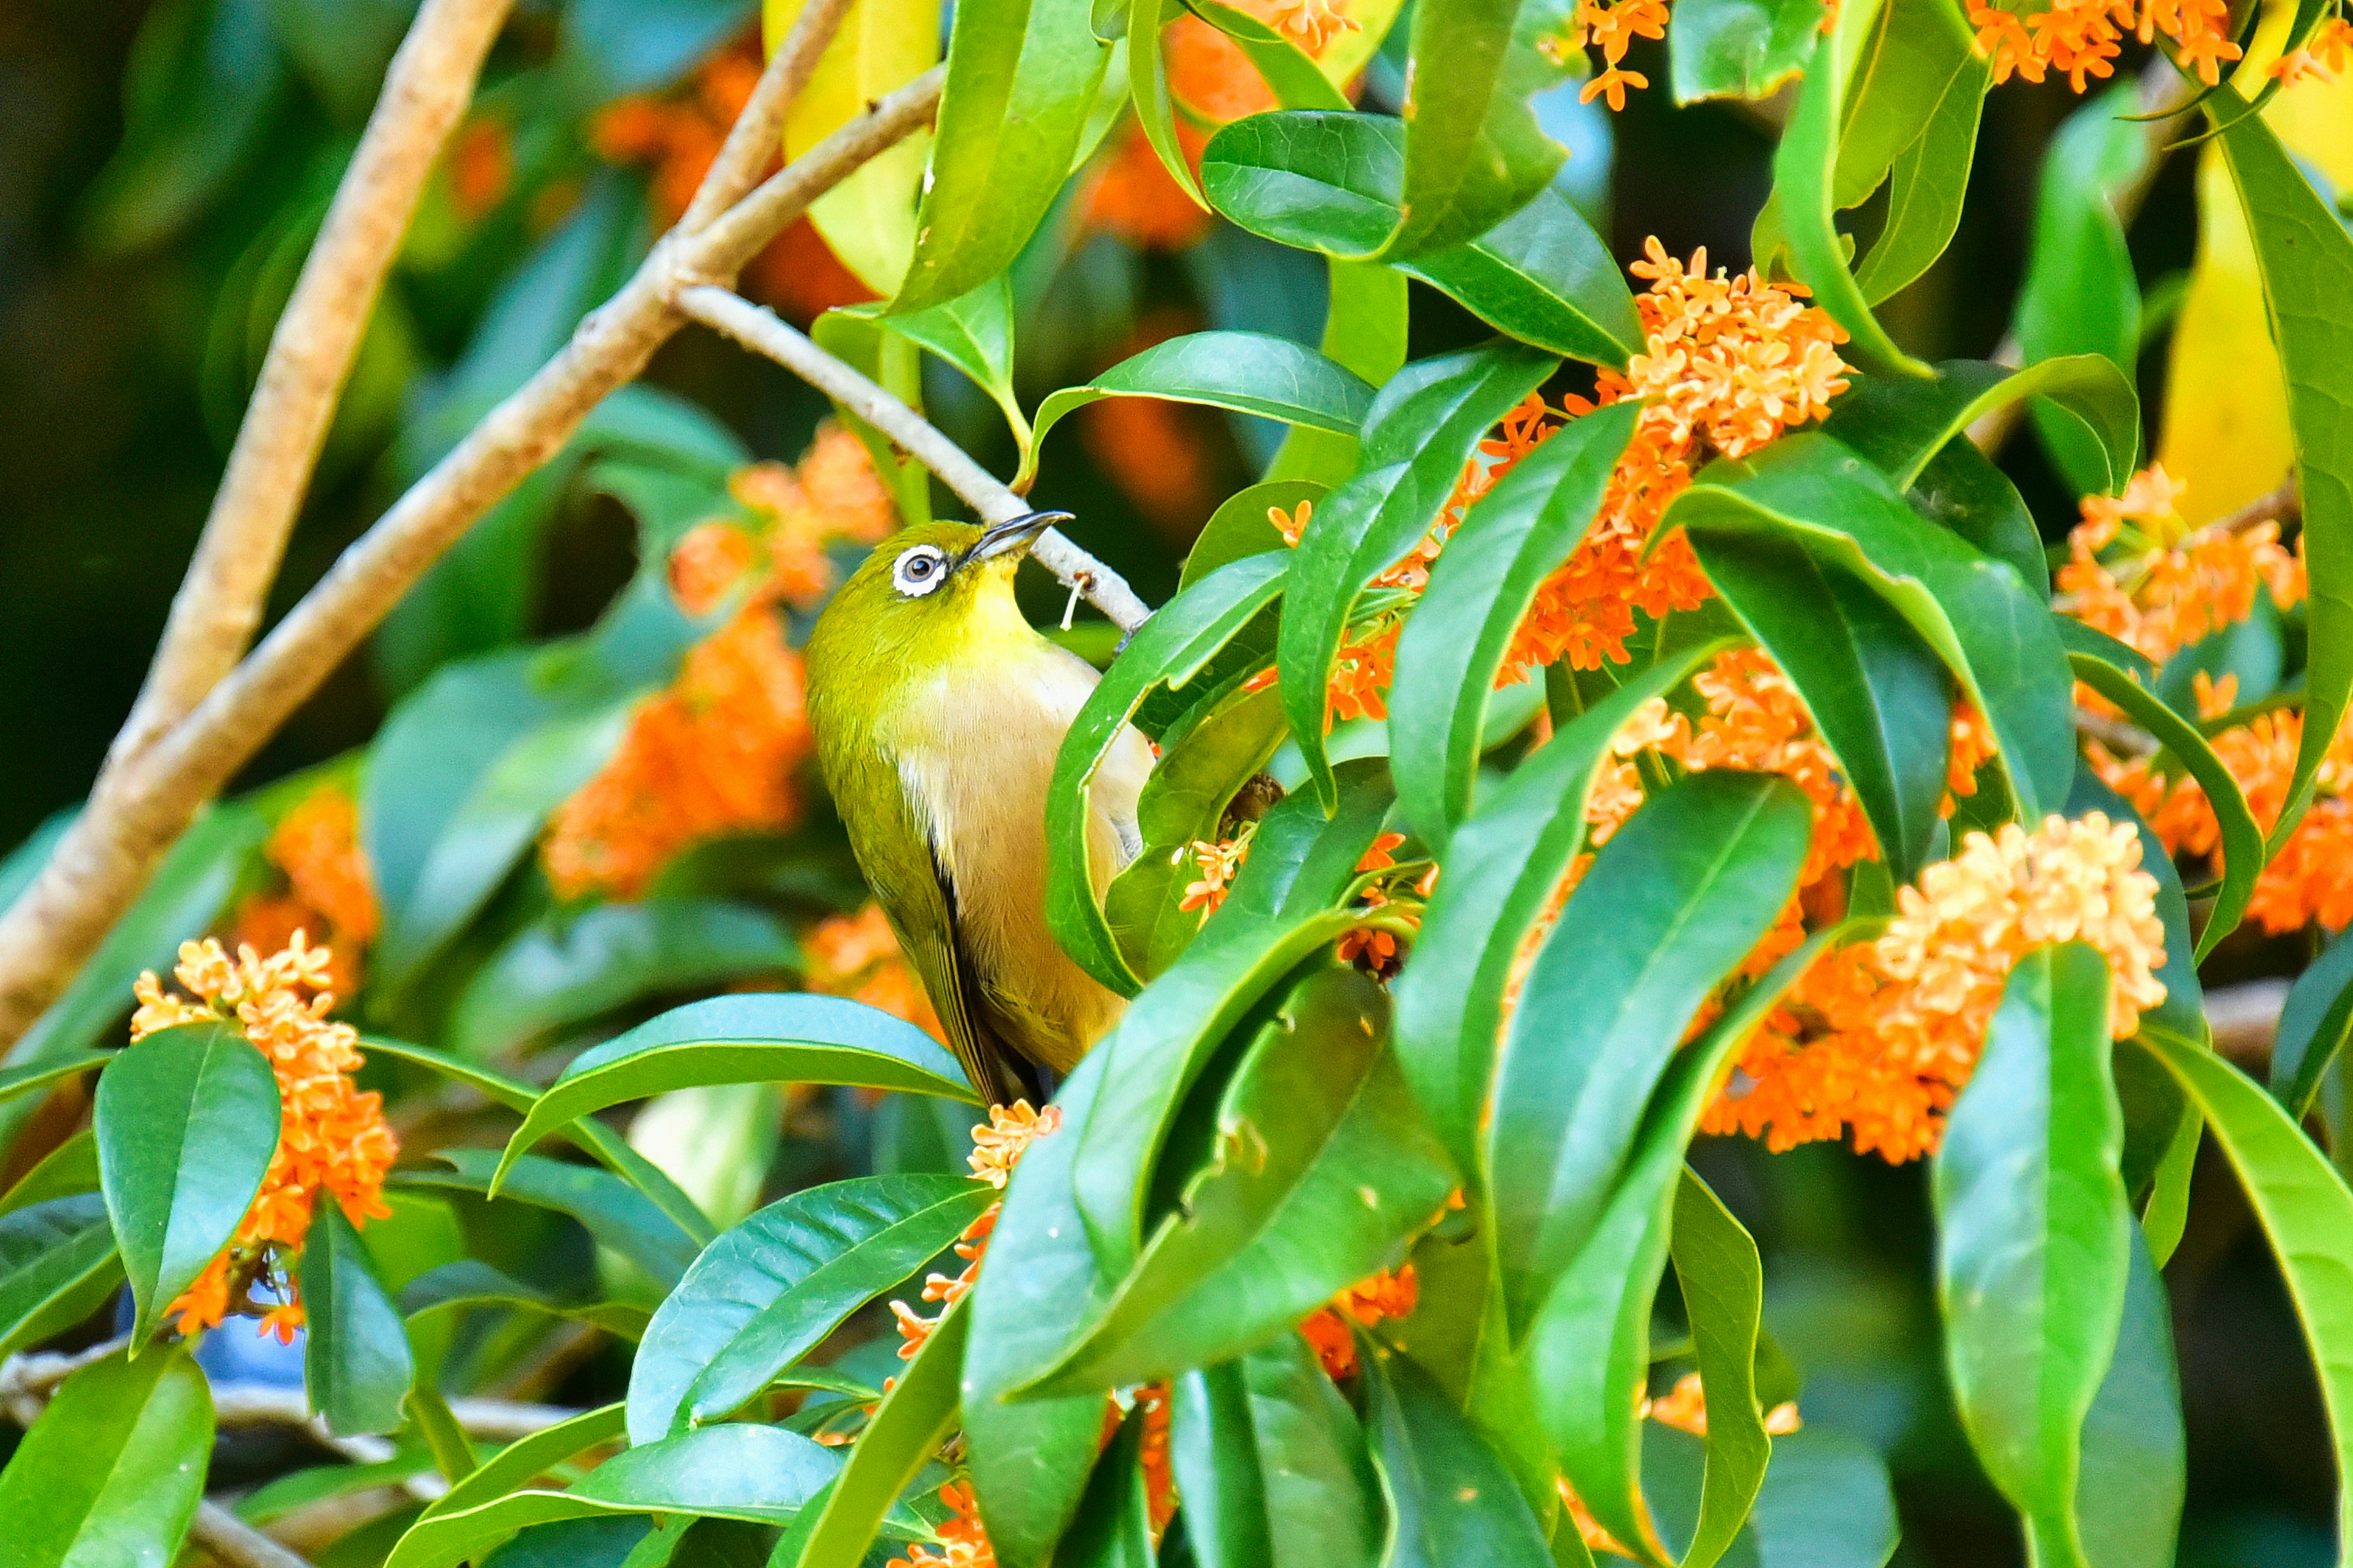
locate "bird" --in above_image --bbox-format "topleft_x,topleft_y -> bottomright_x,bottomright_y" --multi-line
804,512 -> 1154,1107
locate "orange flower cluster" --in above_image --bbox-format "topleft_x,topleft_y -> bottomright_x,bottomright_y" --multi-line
1563,0 -> 1671,110
590,36 -> 872,320
805,903 -> 944,1042
2272,13 -> 2352,82
1336,831 -> 1430,976
544,428 -> 893,899
449,118 -> 513,222
233,784 -> 379,997
1705,814 -> 2168,1160
131,936 -> 398,1340
1969,0 -> 2239,89
1298,1264 -> 1419,1379
2057,463 -> 2303,669
1559,1374 -> 1802,1555
1179,823 -> 1256,918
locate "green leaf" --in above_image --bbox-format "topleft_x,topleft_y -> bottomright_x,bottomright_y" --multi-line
868,279 -> 1030,447
1200,112 -> 1639,362
1071,767 -> 1393,1274
303,1202 -> 418,1437
1818,357 -> 2140,496
2067,770 -> 2205,1045
1390,0 -> 1564,257
1669,0 -> 1820,101
0,1346 -> 212,1566
809,309 -> 933,525
1765,0 -> 1927,374
0,1195 -> 121,1360
0,1129 -> 100,1218
1741,1429 -> 1900,1567
1390,401 -> 1644,850
779,1297 -> 971,1567
1048,553 -> 1289,997
1667,1176 -> 1771,1568
1934,944 -> 2129,1568
1268,259 -> 1409,485
1841,0 -> 1988,305
1183,481 -> 1322,589
1126,0 -> 1208,207
450,900 -> 802,1062
1392,638 -> 1736,1180
94,1019 -> 281,1346
2074,1224 -> 2186,1568
238,1453 -> 442,1527
362,1035 -> 714,1246
2068,653 -> 2264,959
2215,107 -> 2353,859
1689,528 -> 1954,883
400,1259 -> 652,1339
492,993 -> 976,1192
1669,434 -> 2078,816
1183,0 -> 1352,110
895,0 -> 1112,312
1055,1403 -> 1156,1567
2015,86 -> 2147,496
628,1174 -> 991,1445
2274,930 -> 2353,1119
1020,333 -> 1375,490
1168,1333 -> 1385,1568
1490,771 -> 1813,1334
1530,931 -> 1841,1559
964,1048 -> 1121,1568
412,1403 -> 627,1528
1025,966 -> 1455,1395
0,1050 -> 112,1110
383,1424 -> 871,1568
397,1150 -> 702,1291
1365,1349 -> 1556,1568
1912,436 -> 2050,595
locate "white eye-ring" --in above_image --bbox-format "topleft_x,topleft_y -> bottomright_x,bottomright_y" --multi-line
891,544 -> 949,597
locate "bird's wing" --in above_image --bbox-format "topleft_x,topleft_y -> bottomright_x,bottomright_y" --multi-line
841,751 -> 1022,1107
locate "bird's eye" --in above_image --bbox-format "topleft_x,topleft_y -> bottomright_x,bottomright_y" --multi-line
892,546 -> 947,597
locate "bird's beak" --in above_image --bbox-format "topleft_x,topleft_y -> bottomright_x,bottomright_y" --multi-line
965,510 -> 1071,566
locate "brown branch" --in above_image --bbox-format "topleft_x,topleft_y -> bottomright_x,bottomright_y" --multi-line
676,0 -> 857,234
2199,477 -> 2300,537
0,64 -> 942,1052
675,286 -> 1154,633
193,1502 -> 319,1568
104,0 -> 515,776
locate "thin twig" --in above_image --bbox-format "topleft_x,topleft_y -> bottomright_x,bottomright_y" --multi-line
676,0 -> 858,234
193,1501 -> 319,1568
2200,477 -> 2300,537
212,1382 -> 577,1442
675,285 -> 1154,633
0,65 -> 938,1053
103,0 -> 515,776
2075,703 -> 2155,756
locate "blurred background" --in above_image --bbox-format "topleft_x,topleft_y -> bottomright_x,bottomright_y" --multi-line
0,0 -> 2322,1561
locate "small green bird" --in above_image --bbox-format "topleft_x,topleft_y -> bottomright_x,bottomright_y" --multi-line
805,513 -> 1153,1105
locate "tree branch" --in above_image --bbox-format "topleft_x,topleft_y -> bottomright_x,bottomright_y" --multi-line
677,0 -> 857,234
0,63 -> 941,1052
193,1502 -> 319,1568
104,0 -> 515,776
675,285 -> 1154,633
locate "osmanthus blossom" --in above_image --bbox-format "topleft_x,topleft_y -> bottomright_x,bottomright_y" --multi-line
232,783 -> 377,996
1969,0 -> 2241,89
130,935 -> 399,1340
2270,14 -> 2353,84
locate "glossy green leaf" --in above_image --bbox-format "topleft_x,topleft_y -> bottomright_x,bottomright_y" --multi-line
2074,1224 -> 2185,1568
1169,1333 -> 1385,1568
1183,0 -> 1352,110
1912,436 -> 2049,595
0,1129 -> 100,1218
1934,944 -> 2129,1568
1667,1176 -> 1771,1568
1818,357 -> 2140,496
870,279 -> 1031,449
1741,1429 -> 1901,1567
0,1050 -> 111,1110
2274,930 -> 2353,1119
1268,259 -> 1409,485
237,1453 -> 442,1528
1071,767 -> 1393,1274
1841,0 -> 1987,305
1055,1403 -> 1156,1567
1026,966 -> 1454,1394
629,1174 -> 991,1444
1392,640 -> 1736,1180
781,1298 -> 970,1567
94,1019 -> 279,1346
1126,0 -> 1207,206
1048,553 -> 1289,996
493,993 -> 975,1191
1669,433 -> 2078,816
450,900 -> 801,1062
2067,770 -> 2205,1045
1490,772 -> 1812,1333
1390,401 -> 1643,850
302,1202 -> 417,1437
1691,528 -> 1953,884
2069,653 -> 2264,958
397,1150 -> 702,1291
1182,481 -> 1322,589
1200,112 -> 1639,362
1531,932 -> 1841,1559
362,1035 -> 714,1246
895,0 -> 1111,312
1019,332 -> 1374,490
0,1346 -> 211,1566
1390,0 -> 1564,257
1766,0 -> 1927,374
1669,0 -> 1819,100
2216,107 -> 2353,858
383,1424 -> 871,1568
412,1403 -> 627,1528
1366,1349 -> 1555,1568
2015,86 -> 2146,496
401,1258 -> 651,1339
964,1047 -> 1122,1568
0,1194 -> 121,1360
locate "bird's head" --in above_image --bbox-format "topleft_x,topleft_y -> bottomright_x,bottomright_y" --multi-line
806,512 -> 1072,697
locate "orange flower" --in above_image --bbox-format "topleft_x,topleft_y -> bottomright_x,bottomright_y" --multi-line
1300,1263 -> 1418,1379
1971,0 -> 2240,88
1180,826 -> 1255,918
132,936 -> 398,1339
805,903 -> 945,1044
2272,15 -> 2353,81
2057,463 -> 2302,668
1083,123 -> 1214,251
1642,1369 -> 1803,1437
898,1480 -> 997,1568
449,118 -> 512,221
233,784 -> 377,996
1270,0 -> 1362,50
